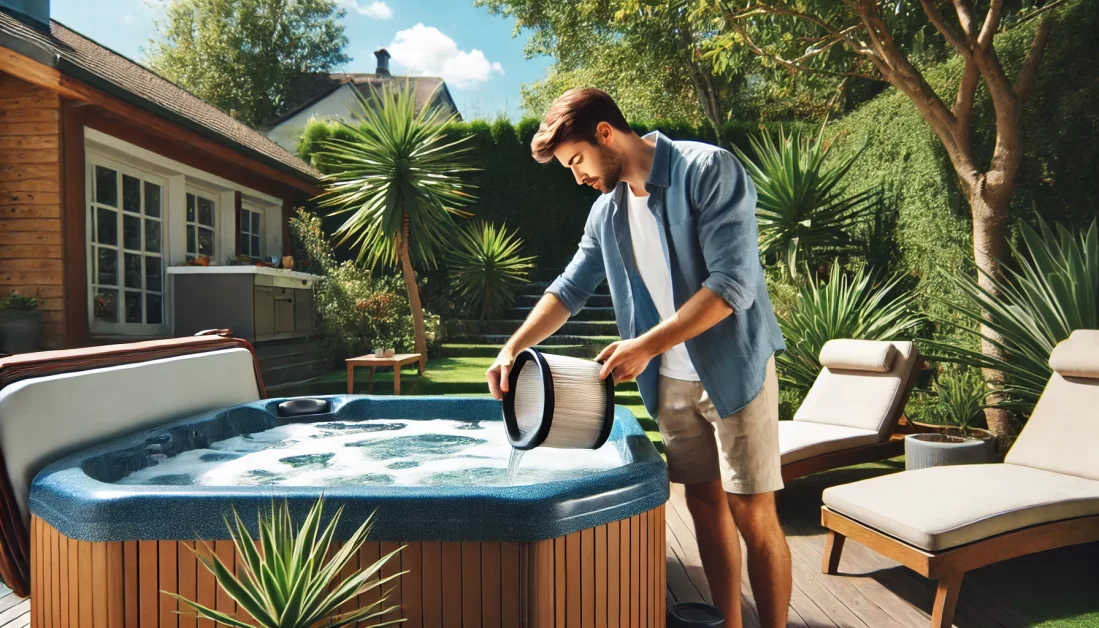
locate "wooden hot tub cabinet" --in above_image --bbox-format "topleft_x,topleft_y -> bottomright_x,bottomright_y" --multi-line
30,505 -> 666,627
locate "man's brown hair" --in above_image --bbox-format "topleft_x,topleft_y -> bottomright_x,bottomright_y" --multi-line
530,88 -> 631,164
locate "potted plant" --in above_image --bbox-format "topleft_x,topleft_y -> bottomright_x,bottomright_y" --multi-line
0,291 -> 41,354
905,367 -> 998,470
167,497 -> 403,628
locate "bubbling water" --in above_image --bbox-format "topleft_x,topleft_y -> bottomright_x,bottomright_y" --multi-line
115,418 -> 621,488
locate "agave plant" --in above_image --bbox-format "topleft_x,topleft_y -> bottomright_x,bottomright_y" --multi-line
778,264 -> 924,392
927,216 -> 1099,415
315,81 -> 477,368
167,498 -> 403,628
735,125 -> 879,279
447,220 -> 535,319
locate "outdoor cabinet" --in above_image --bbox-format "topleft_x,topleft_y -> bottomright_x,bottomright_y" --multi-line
168,267 -> 316,342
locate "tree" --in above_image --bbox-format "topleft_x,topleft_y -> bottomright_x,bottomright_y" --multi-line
703,0 -> 1066,445
147,0 -> 350,128
478,0 -> 742,138
314,84 -> 477,370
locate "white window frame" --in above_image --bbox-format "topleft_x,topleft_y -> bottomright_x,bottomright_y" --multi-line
85,154 -> 170,337
239,205 -> 266,260
184,185 -> 219,262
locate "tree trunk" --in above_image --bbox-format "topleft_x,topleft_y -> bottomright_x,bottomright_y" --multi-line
968,184 -> 1016,451
398,214 -> 428,373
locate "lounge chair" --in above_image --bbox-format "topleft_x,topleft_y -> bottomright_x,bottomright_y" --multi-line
780,339 -> 921,482
820,329 -> 1099,628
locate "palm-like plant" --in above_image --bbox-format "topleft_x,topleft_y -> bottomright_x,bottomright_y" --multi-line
735,125 -> 879,279
315,82 -> 476,367
778,264 -> 924,392
447,220 -> 535,319
167,498 -> 402,628
927,217 -> 1099,415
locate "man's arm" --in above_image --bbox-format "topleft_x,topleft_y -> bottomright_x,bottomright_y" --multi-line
487,208 -> 607,399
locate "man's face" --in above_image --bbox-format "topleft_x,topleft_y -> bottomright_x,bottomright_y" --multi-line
553,135 -> 623,194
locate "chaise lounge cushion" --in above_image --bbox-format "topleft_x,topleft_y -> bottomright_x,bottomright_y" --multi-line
822,463 -> 1099,552
778,421 -> 881,465
818,339 -> 898,373
794,340 -> 918,438
1048,329 -> 1099,380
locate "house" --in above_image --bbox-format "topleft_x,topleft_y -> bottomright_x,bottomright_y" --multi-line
264,49 -> 460,153
0,0 -> 323,352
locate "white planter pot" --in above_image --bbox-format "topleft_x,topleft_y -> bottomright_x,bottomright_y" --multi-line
905,433 -> 998,470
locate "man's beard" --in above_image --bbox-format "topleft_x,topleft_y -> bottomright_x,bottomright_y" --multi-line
592,144 -> 624,193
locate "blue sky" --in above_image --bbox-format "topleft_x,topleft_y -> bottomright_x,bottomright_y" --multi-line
50,0 -> 553,121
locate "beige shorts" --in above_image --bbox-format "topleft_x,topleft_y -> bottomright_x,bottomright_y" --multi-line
655,355 -> 783,494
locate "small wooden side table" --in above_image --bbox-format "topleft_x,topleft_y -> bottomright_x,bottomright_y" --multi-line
346,353 -> 424,395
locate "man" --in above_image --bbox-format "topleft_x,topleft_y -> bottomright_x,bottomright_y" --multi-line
485,88 -> 791,627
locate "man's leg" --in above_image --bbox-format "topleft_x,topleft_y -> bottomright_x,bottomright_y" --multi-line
728,491 -> 791,628
684,478 -> 743,626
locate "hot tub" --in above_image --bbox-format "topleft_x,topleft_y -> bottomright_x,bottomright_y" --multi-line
29,395 -> 668,627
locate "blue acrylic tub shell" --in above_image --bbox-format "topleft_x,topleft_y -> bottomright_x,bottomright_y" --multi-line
29,396 -> 668,543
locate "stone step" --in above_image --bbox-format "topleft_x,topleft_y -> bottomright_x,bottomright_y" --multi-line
506,306 -> 616,322
450,320 -> 619,337
253,336 -> 325,360
518,281 -> 610,298
450,334 -> 620,347
441,343 -> 600,359
518,293 -> 613,308
261,357 -> 333,387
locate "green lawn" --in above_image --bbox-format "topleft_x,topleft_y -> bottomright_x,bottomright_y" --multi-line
272,357 -> 1098,627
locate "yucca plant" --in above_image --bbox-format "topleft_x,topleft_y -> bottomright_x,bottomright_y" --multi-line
778,263 -> 924,393
447,220 -> 535,319
735,125 -> 879,279
926,367 -> 988,436
166,498 -> 403,628
315,81 -> 477,368
926,216 -> 1099,416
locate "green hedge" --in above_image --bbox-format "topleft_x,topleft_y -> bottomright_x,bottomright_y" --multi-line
299,117 -> 804,268
826,0 -> 1099,343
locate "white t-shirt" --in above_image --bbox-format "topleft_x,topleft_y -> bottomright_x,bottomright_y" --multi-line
624,185 -> 700,381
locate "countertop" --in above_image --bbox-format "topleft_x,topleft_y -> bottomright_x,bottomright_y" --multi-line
166,265 -> 318,282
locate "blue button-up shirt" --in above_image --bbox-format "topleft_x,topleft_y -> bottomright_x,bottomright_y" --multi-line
546,131 -> 785,420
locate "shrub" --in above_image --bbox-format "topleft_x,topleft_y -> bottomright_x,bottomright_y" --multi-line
446,221 -> 535,319
923,367 -> 989,434
1,292 -> 37,311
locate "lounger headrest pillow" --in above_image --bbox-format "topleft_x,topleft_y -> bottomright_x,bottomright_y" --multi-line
1049,329 -> 1099,379
818,339 -> 898,373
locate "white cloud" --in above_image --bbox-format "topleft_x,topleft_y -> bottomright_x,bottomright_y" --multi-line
387,24 -> 503,89
339,0 -> 393,20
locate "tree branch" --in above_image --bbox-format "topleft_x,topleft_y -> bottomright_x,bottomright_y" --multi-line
726,17 -> 881,81
920,0 -> 973,56
1010,0 -> 1072,28
722,1 -> 843,36
977,0 -> 1003,51
951,0 -> 980,42
953,57 -> 980,152
1013,15 -> 1053,105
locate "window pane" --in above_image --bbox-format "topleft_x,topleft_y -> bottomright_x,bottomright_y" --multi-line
251,212 -> 260,234
94,288 -> 118,323
145,257 -> 162,292
96,208 -> 117,245
146,294 -> 163,325
197,197 -> 215,227
90,206 -> 96,243
124,253 -> 142,289
123,215 -> 141,251
251,235 -> 260,258
240,233 -> 250,257
122,175 -> 140,214
187,225 -> 196,255
125,291 -> 142,323
95,166 -> 117,207
198,227 -> 214,256
145,219 -> 161,253
240,209 -> 248,234
144,182 -> 161,217
96,247 -> 118,286
186,194 -> 195,222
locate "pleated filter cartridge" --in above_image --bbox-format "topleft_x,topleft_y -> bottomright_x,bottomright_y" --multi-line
503,348 -> 616,450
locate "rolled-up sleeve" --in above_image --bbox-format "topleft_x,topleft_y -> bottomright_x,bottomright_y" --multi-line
692,150 -> 761,313
545,205 -> 607,316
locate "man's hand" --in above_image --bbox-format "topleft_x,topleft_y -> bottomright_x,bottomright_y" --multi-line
597,337 -> 657,383
486,349 -> 516,400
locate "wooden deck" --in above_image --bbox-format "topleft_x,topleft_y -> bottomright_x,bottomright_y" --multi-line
665,461 -> 1099,628
0,583 -> 28,628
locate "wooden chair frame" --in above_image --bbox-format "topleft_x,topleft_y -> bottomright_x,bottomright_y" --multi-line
821,507 -> 1099,628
